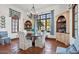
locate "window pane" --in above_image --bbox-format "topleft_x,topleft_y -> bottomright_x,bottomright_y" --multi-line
41,14 -> 46,19
40,15 -> 42,19
47,13 -> 51,18
75,29 -> 78,38
75,22 -> 78,29
74,14 -> 78,21
41,20 -> 45,27
73,5 -> 78,38
75,5 -> 78,14
38,13 -> 51,32
38,15 -> 41,19
12,19 -> 19,33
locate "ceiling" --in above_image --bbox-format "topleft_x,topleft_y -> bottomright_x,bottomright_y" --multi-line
11,4 -> 70,14
12,4 -> 55,12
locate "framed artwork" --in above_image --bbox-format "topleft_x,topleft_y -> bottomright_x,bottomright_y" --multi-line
0,16 -> 5,28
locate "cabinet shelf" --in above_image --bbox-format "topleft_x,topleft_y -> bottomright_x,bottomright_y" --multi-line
57,16 -> 66,33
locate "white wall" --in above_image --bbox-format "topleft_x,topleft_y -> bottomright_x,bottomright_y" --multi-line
0,4 -> 27,39
78,5 -> 79,36
0,4 -> 77,44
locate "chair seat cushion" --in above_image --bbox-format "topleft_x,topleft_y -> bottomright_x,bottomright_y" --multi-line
56,47 -> 67,54
1,37 -> 10,39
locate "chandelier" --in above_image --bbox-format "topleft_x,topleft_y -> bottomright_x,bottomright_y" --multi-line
27,4 -> 37,19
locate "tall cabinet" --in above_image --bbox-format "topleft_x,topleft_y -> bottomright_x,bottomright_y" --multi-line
56,11 -> 70,46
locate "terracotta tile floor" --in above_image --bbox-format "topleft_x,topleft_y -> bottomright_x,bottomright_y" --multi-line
0,38 -> 67,54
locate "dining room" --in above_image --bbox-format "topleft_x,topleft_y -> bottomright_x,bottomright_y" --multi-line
0,4 -> 79,54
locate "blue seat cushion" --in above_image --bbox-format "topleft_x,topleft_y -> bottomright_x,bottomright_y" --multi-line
0,31 -> 8,37
0,31 -> 11,45
1,37 -> 11,44
1,37 -> 10,39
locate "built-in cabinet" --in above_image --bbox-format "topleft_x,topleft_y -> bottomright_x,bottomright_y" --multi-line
24,20 -> 32,31
57,16 -> 66,33
56,11 -> 70,46
56,33 -> 69,45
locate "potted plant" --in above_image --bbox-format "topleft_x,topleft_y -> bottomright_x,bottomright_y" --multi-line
37,19 -> 44,30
